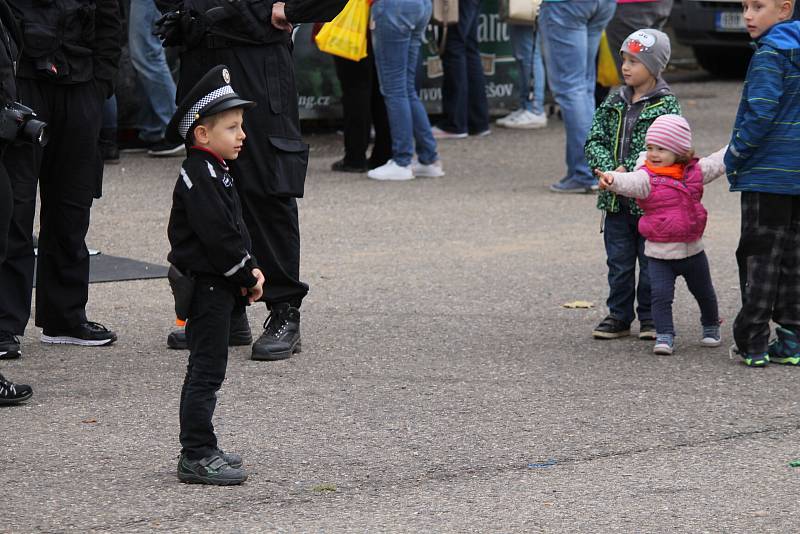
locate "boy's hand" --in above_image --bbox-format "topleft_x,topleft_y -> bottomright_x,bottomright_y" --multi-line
594,169 -> 614,190
244,268 -> 265,304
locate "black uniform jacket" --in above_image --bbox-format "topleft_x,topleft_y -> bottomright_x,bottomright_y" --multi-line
0,0 -> 19,105
7,0 -> 121,93
167,147 -> 259,290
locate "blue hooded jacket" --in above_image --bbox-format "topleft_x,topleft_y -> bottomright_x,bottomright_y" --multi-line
725,20 -> 800,194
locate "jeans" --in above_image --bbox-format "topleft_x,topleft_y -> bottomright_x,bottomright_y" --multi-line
603,208 -> 651,325
648,252 -> 719,336
372,0 -> 438,166
129,0 -> 177,142
509,24 -> 545,115
439,0 -> 490,134
540,0 -> 616,186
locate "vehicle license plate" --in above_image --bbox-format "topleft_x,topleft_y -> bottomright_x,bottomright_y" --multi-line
715,11 -> 746,32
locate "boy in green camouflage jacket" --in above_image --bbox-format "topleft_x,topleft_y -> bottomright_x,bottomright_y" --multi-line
585,28 -> 681,341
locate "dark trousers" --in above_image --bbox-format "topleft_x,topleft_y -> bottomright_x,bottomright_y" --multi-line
439,0 -> 489,135
0,157 -> 10,265
603,208 -> 651,325
333,40 -> 392,169
180,277 -> 241,460
648,251 -> 719,336
179,44 -> 309,309
734,192 -> 800,353
0,80 -> 103,334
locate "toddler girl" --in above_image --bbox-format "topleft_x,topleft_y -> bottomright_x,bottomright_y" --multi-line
597,114 -> 727,355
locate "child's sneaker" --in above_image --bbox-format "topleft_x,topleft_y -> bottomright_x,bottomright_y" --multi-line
768,326 -> 800,365
653,334 -> 674,355
729,344 -> 769,367
638,321 -> 656,340
592,316 -> 630,339
700,324 -> 721,347
177,452 -> 247,485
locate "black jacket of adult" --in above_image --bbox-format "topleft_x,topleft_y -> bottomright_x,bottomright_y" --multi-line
0,0 -> 18,265
6,0 -> 121,96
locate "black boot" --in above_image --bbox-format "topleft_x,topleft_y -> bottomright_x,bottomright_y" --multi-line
167,310 -> 253,350
99,128 -> 119,164
251,303 -> 301,361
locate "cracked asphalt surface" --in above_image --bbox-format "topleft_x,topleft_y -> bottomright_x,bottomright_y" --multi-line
4,75 -> 800,533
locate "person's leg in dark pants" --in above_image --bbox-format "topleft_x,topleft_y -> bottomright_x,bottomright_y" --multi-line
439,0 -> 485,134
0,152 -> 11,265
734,192 -> 786,355
464,0 -> 489,134
680,251 -> 719,328
180,281 -> 235,460
772,198 -> 800,332
648,258 -> 678,336
35,82 -> 103,332
634,226 -> 652,326
603,210 -> 639,326
333,54 -> 372,169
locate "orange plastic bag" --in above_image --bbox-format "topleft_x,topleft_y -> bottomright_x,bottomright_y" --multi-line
597,31 -> 621,88
315,0 -> 369,61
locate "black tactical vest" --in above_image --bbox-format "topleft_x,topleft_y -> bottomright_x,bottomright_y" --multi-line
7,0 -> 96,82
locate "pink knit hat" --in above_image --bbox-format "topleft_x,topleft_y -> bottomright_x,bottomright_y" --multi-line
645,114 -> 692,156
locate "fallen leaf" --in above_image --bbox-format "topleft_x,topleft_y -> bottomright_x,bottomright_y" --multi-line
562,301 -> 594,309
81,418 -> 97,424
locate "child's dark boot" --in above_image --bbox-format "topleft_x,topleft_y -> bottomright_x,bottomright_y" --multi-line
768,326 -> 800,365
177,452 -> 247,485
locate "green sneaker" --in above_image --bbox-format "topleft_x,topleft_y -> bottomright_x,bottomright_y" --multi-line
730,344 -> 769,367
768,326 -> 800,365
177,453 -> 247,485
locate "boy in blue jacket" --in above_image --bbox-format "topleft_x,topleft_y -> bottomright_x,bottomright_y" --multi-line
725,0 -> 800,367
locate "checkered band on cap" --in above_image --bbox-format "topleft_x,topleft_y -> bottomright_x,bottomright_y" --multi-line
645,114 -> 692,156
178,85 -> 235,139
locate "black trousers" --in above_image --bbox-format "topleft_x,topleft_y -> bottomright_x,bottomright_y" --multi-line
333,40 -> 391,169
179,44 -> 309,308
0,157 -> 10,265
734,192 -> 800,353
179,276 -> 241,460
0,80 -> 103,334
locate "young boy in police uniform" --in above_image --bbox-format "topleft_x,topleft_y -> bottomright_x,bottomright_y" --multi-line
167,65 -> 265,485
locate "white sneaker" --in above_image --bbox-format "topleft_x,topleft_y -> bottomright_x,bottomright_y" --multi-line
412,160 -> 445,178
496,109 -> 523,127
367,160 -> 414,181
431,126 -> 468,139
504,110 -> 548,130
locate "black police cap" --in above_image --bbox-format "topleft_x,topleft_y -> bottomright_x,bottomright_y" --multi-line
165,65 -> 255,144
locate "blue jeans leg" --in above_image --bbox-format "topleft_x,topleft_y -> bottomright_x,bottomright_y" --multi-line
540,0 -> 616,185
440,0 -> 489,134
680,252 -> 719,328
604,209 -> 649,325
510,24 -> 535,113
372,0 -> 435,166
648,257 -> 678,336
129,0 -> 177,142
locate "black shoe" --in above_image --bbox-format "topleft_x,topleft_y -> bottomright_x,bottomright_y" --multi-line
0,373 -> 33,405
639,321 -> 657,340
119,136 -> 153,153
0,331 -> 21,359
177,453 -> 247,485
216,448 -> 242,469
592,316 -> 631,339
147,139 -> 185,157
166,313 -> 253,350
331,158 -> 368,173
41,321 -> 117,346
251,304 -> 301,361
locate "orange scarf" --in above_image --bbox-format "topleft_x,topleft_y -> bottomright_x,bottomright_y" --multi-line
645,161 -> 685,180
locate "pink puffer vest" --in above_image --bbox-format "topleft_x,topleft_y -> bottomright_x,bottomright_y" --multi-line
637,159 -> 707,243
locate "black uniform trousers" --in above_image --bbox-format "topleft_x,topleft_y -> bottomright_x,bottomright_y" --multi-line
333,37 -> 391,169
178,44 -> 309,309
0,156 -> 10,265
734,192 -> 800,354
180,276 -> 242,459
0,80 -> 103,334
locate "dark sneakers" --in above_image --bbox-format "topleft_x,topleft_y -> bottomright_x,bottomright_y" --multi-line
147,139 -> 185,157
251,304 -> 301,361
167,312 -> 253,350
331,158 -> 368,173
639,321 -> 657,340
0,331 -> 21,359
730,344 -> 770,367
0,373 -> 33,405
177,452 -> 247,485
41,321 -> 117,347
592,316 -> 631,339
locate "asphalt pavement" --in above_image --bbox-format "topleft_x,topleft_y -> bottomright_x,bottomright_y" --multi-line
4,75 -> 800,533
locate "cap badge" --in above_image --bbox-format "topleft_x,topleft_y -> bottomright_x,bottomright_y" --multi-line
222,68 -> 231,84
